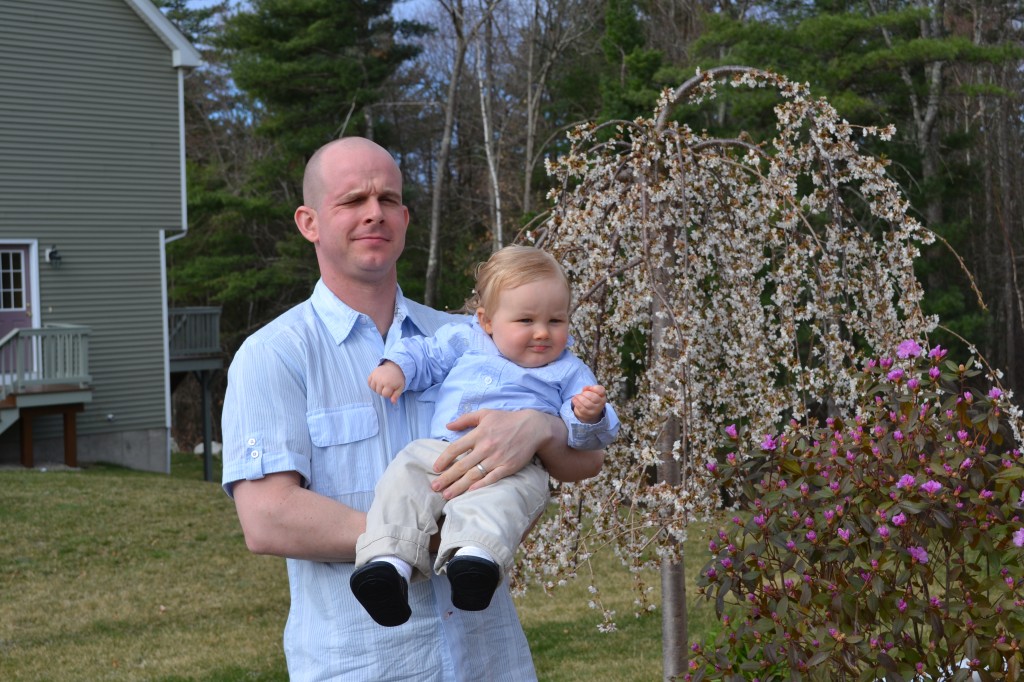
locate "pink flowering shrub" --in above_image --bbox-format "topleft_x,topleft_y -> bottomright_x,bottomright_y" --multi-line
693,343 -> 1024,681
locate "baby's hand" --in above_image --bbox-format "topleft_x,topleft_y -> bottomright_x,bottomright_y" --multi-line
572,385 -> 607,424
368,361 -> 406,404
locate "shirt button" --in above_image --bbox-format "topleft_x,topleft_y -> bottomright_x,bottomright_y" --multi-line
250,449 -> 260,459
484,376 -> 493,385
247,438 -> 256,446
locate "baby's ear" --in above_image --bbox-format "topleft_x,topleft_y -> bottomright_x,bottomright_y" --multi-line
476,307 -> 493,335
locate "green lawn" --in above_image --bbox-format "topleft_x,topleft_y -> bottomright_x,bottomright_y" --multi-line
0,455 -> 717,681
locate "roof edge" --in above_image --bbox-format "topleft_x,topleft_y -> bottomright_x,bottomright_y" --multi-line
123,0 -> 202,68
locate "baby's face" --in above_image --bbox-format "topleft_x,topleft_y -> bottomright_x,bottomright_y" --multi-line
477,276 -> 570,368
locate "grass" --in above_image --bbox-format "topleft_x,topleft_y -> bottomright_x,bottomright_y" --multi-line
0,455 -> 719,681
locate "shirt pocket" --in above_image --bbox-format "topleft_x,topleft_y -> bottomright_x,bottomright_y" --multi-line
306,404 -> 381,498
307,404 -> 379,447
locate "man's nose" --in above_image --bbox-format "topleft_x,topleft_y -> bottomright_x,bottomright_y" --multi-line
363,197 -> 384,223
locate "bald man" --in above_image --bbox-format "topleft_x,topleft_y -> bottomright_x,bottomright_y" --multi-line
221,137 -> 602,681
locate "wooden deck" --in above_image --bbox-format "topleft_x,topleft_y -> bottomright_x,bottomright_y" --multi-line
2,308 -> 222,469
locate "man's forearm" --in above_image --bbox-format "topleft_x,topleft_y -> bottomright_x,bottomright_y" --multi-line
233,472 -> 366,562
533,413 -> 605,482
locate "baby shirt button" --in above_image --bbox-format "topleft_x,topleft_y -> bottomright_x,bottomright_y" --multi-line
250,449 -> 260,459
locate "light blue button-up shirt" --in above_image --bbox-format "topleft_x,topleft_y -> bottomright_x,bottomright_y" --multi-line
385,318 -> 619,450
222,280 -> 538,681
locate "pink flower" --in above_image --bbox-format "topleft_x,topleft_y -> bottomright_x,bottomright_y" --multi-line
907,378 -> 920,390
892,513 -> 907,526
706,461 -> 718,473
897,598 -> 907,612
760,434 -> 778,451
725,424 -> 738,439
837,528 -> 850,542
887,368 -> 905,382
929,366 -> 941,380
806,530 -> 817,542
989,388 -> 1003,400
896,474 -> 915,490
1013,528 -> 1024,547
920,480 -> 942,495
877,525 -> 890,539
908,546 -> 929,564
897,340 -> 922,358
928,345 -> 947,360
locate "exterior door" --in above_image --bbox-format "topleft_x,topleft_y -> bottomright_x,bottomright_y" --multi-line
0,245 -> 32,339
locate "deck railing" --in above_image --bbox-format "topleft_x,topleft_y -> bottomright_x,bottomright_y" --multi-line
0,324 -> 92,398
168,307 -> 222,359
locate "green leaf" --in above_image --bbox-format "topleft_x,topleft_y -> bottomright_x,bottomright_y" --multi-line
932,509 -> 953,528
993,467 -> 1024,481
807,650 -> 830,666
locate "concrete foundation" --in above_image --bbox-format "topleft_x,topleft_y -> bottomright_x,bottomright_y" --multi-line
0,427 -> 170,473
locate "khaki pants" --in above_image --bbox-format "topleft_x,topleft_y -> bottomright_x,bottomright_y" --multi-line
355,439 -> 551,582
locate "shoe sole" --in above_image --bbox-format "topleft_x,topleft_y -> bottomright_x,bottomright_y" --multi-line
446,557 -> 500,611
350,562 -> 411,627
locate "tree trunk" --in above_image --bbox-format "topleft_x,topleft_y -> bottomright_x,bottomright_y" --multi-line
652,253 -> 687,677
476,7 -> 503,251
425,0 -> 469,307
661,560 -> 687,680
657,412 -> 687,680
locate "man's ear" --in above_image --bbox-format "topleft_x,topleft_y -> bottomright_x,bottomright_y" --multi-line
476,307 -> 493,335
294,205 -> 319,243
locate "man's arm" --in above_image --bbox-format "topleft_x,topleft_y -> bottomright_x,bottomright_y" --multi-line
430,409 -> 604,500
232,472 -> 366,562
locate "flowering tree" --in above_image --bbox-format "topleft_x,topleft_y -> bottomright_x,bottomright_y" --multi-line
695,343 -> 1024,680
518,66 -> 947,677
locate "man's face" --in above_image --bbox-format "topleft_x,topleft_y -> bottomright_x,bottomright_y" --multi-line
298,140 -> 409,288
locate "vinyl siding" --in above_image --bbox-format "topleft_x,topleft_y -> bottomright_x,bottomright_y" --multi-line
0,0 -> 182,454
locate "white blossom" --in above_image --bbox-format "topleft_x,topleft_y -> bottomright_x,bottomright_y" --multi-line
515,67 -> 946,628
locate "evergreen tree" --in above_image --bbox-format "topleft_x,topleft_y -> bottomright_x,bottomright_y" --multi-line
220,0 -> 430,153
165,0 -> 429,349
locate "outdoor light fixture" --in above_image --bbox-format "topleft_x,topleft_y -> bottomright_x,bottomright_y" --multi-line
45,245 -> 62,268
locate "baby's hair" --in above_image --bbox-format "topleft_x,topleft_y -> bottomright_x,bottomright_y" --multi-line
465,245 -> 570,314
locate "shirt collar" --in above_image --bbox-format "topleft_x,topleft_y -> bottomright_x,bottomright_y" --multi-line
310,279 -> 428,345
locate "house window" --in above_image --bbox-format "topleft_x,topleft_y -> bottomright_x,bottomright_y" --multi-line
0,250 -> 26,311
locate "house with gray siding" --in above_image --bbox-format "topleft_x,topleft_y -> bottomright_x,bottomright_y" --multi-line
0,0 -> 203,472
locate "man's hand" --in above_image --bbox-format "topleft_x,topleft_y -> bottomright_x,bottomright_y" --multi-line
367,361 -> 406,404
572,385 -> 607,423
431,409 -> 604,500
